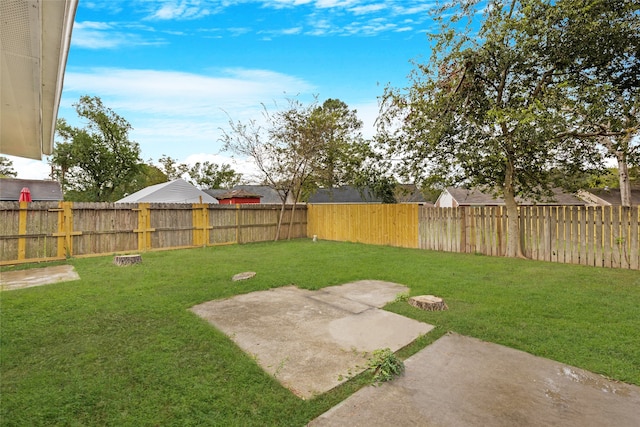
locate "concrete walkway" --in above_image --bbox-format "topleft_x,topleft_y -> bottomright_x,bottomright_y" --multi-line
309,333 -> 640,427
191,280 -> 433,399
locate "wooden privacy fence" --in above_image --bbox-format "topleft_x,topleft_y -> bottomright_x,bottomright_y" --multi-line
308,204 -> 640,270
307,204 -> 419,249
0,202 -> 307,265
3,202 -> 638,269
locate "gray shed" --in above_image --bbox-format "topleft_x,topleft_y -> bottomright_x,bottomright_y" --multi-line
116,179 -> 218,204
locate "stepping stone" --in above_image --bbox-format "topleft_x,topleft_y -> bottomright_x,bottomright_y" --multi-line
232,271 -> 256,281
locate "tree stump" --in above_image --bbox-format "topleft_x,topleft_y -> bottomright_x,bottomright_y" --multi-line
114,254 -> 142,266
408,295 -> 448,311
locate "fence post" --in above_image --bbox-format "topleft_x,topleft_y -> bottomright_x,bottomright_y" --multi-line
134,203 -> 154,251
17,202 -> 29,261
236,204 -> 241,244
192,203 -> 211,247
51,201 -> 80,258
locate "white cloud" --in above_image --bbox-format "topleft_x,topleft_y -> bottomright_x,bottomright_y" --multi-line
57,67 -> 317,171
315,0 -> 359,8
148,0 -> 212,20
5,156 -> 51,181
349,3 -> 387,15
71,21 -> 166,49
281,26 -> 304,35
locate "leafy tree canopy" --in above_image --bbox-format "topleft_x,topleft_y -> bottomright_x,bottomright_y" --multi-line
185,161 -> 242,189
377,0 -> 637,255
0,156 -> 17,178
51,96 -> 142,201
157,155 -> 241,189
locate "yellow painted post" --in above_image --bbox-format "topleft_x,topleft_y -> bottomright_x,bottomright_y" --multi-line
52,202 -> 81,258
236,204 -> 241,244
192,203 -> 211,247
134,203 -> 154,251
17,201 -> 28,260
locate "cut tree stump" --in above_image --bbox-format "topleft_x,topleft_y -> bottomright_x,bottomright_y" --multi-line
114,254 -> 142,266
408,295 -> 448,311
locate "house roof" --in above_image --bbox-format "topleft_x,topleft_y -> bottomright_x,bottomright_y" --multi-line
395,184 -> 429,204
205,185 -> 288,204
442,187 -> 586,206
578,188 -> 640,206
214,189 -> 261,200
1,0 -> 78,159
116,179 -> 219,204
308,186 -> 382,203
0,178 -> 63,201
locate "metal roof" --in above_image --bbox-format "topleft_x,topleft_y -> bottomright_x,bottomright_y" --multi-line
0,0 -> 78,159
115,179 -> 219,204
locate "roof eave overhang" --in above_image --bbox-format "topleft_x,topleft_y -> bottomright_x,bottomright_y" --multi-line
0,0 -> 78,160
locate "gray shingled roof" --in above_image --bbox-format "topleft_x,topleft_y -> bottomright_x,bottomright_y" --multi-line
0,178 -> 63,201
579,188 -> 640,206
445,187 -> 585,206
204,185 -> 288,204
308,186 -> 382,203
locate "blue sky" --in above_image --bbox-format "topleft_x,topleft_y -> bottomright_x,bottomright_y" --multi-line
13,0 -> 441,180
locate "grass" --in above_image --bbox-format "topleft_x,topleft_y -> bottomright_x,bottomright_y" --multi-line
1,240 -> 639,426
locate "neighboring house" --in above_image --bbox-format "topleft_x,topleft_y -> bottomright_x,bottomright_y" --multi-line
395,184 -> 433,205
116,179 -> 218,204
577,188 -> 640,206
308,186 -> 383,204
212,189 -> 261,205
0,178 -> 63,201
435,187 -> 586,208
204,185 -> 294,204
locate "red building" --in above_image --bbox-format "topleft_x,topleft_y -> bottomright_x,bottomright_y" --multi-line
215,189 -> 262,205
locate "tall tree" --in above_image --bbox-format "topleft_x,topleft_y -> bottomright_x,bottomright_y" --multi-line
378,0 -> 623,257
186,161 -> 242,189
307,99 -> 369,190
157,155 -> 189,180
0,156 -> 17,178
550,0 -> 640,206
51,96 -> 142,201
221,99 -> 323,240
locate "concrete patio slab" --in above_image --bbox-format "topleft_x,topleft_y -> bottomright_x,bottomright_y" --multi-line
309,333 -> 640,427
0,265 -> 80,291
191,280 -> 433,399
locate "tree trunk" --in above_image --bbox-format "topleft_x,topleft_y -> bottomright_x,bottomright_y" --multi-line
287,201 -> 297,240
617,151 -> 631,208
503,158 -> 525,258
274,189 -> 289,241
602,134 -> 632,208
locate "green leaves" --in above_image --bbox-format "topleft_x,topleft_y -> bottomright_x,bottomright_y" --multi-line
51,96 -> 142,202
367,348 -> 405,384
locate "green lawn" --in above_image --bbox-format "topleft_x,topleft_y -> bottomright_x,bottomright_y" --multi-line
2,240 -> 639,426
